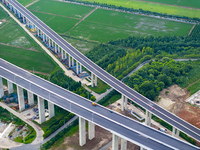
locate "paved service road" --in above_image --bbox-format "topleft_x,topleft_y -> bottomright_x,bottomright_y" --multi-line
7,0 -> 200,142
0,59 -> 199,150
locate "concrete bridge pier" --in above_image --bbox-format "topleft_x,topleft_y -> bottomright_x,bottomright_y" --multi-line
121,95 -> 127,111
7,80 -> 13,94
121,138 -> 127,150
48,101 -> 55,119
55,43 -> 57,53
72,57 -> 74,66
88,122 -> 95,140
80,64 -> 82,73
79,117 -> 86,146
172,127 -> 179,138
0,77 -> 4,98
17,85 -> 25,112
61,49 -> 64,59
145,110 -> 152,126
68,55 -> 71,67
38,96 -> 46,124
28,91 -> 34,106
112,133 -> 119,150
76,61 -> 79,74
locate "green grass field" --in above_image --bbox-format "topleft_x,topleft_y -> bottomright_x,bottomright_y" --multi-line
68,9 -> 192,42
28,0 -> 94,19
31,11 -> 79,34
141,0 -> 200,9
0,44 -> 57,73
0,17 -> 42,50
81,0 -> 200,19
0,7 -> 8,20
17,0 -> 35,6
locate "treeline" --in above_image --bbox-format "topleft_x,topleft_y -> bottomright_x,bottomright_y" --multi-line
123,58 -> 192,100
65,0 -> 200,23
190,24 -> 200,39
109,35 -> 200,56
86,35 -> 200,80
85,44 -> 126,70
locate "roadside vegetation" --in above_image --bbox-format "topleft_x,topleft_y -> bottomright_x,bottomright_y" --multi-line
0,106 -> 36,144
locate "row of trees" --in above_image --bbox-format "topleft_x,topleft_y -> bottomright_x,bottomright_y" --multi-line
190,24 -> 200,39
123,58 -> 192,100
66,0 -> 200,22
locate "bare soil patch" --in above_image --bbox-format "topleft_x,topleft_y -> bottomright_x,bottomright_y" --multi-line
158,84 -> 200,145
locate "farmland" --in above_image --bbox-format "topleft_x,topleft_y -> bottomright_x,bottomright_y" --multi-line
0,17 -> 42,50
141,0 -> 200,8
68,9 -> 193,42
0,44 -> 57,73
28,0 -> 94,19
0,6 -> 57,73
79,0 -> 200,19
28,2 -> 193,43
0,7 -> 8,20
31,11 -> 79,34
17,0 -> 35,6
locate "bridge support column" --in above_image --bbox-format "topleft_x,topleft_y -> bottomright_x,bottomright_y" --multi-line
145,111 -> 152,126
37,28 -> 40,36
65,52 -> 67,59
79,117 -> 86,146
112,133 -> 119,150
95,75 -> 97,86
76,61 -> 79,74
38,96 -> 46,124
61,49 -> 64,60
42,32 -> 45,42
72,58 -> 74,66
125,97 -> 127,110
91,73 -> 94,87
17,85 -> 25,112
28,91 -> 34,106
7,80 -> 13,94
0,77 -> 4,98
88,122 -> 95,140
121,95 -> 124,111
80,64 -> 82,73
172,127 -> 179,138
49,38 -> 51,47
121,138 -> 127,150
55,43 -> 57,53
68,55 -> 71,67
48,101 -> 55,119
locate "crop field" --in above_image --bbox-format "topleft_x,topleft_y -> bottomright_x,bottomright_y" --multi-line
141,0 -> 200,8
0,18 -> 42,50
68,9 -> 193,42
17,0 -> 35,6
28,0 -> 94,19
0,44 -> 57,73
31,11 -> 79,34
81,0 -> 200,19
